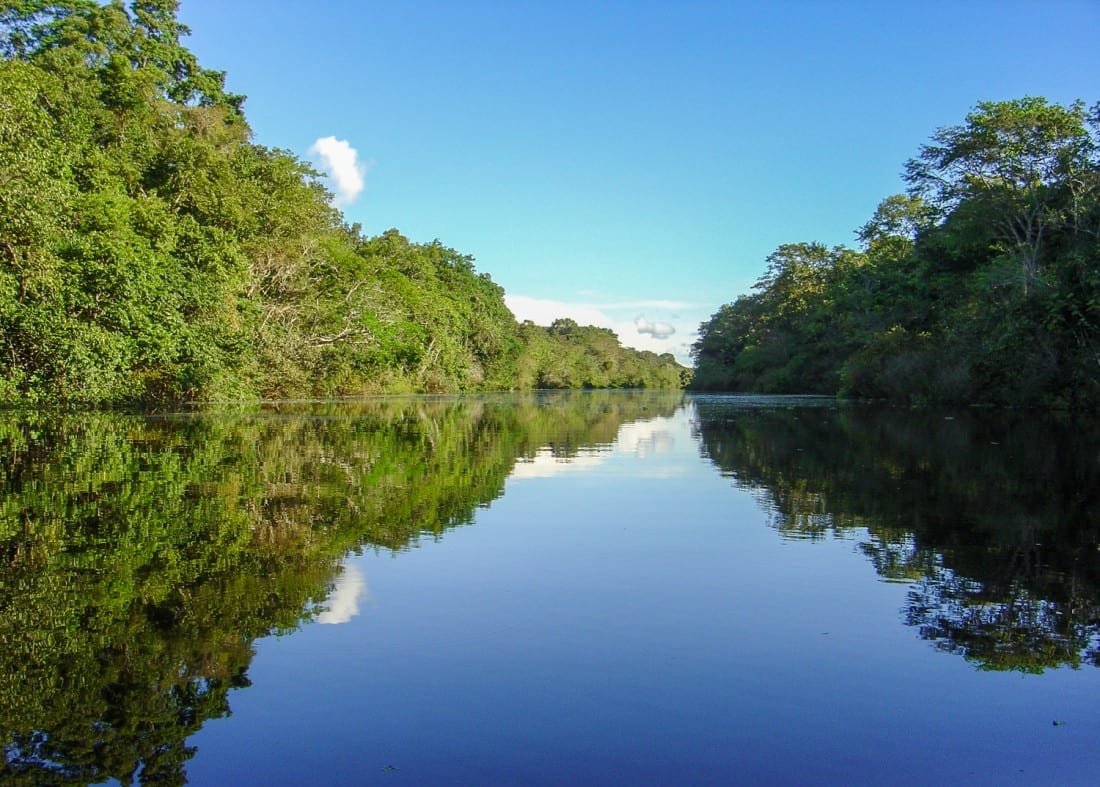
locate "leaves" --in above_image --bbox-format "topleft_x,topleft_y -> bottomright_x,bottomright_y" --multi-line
693,98 -> 1100,407
0,2 -> 687,403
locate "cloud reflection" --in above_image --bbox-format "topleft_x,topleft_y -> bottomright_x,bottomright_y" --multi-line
509,416 -> 680,482
509,448 -> 609,479
616,419 -> 675,458
317,563 -> 367,625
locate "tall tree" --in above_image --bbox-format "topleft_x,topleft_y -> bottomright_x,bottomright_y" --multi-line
904,97 -> 1097,294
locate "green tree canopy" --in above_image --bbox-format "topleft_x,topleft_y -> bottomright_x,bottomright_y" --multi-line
0,1 -> 687,403
692,97 -> 1100,407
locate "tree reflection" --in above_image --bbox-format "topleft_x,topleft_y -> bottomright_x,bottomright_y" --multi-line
693,401 -> 1100,672
0,391 -> 681,785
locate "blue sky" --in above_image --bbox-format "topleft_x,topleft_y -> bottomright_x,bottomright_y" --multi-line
177,0 -> 1098,362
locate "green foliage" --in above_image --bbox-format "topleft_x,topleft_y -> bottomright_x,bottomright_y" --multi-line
0,2 -> 687,403
515,319 -> 689,390
692,243 -> 860,393
692,97 -> 1100,407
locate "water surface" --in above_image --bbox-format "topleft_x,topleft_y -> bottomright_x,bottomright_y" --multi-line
2,393 -> 1098,785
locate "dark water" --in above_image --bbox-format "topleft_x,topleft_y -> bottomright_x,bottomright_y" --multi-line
1,392 -> 1098,785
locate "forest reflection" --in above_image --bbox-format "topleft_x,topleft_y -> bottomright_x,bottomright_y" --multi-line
692,398 -> 1100,674
0,391 -> 681,786
4,392 -> 1098,784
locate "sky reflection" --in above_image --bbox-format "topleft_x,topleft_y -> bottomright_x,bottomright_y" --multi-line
316,563 -> 368,625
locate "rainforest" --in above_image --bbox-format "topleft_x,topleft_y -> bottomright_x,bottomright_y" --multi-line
0,1 -> 687,404
2,6 -> 1099,784
3,3 -> 1097,407
692,98 -> 1100,407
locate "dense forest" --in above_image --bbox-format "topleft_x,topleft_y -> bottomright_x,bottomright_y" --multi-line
692,98 -> 1100,407
0,1 -> 686,405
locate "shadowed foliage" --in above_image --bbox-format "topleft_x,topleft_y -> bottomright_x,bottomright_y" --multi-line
693,98 -> 1100,408
0,2 -> 686,404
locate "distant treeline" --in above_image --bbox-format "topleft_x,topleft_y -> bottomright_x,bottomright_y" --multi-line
0,1 -> 686,405
692,97 -> 1100,407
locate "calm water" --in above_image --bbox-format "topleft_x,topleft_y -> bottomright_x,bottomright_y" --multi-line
2,392 -> 1098,785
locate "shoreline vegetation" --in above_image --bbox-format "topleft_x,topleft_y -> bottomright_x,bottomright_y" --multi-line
2,4 -> 1096,409
691,98 -> 1100,409
0,1 -> 687,406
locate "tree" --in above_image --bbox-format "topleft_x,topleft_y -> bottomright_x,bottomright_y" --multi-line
693,97 -> 1098,406
0,0 -> 244,117
0,0 -> 688,403
857,194 -> 935,256
904,97 -> 1098,294
691,243 -> 862,393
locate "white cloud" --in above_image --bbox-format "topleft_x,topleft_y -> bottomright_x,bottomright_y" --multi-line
309,136 -> 366,206
634,315 -> 676,339
505,294 -> 617,329
316,563 -> 367,624
505,294 -> 690,362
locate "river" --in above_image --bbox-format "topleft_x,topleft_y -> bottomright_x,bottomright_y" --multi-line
2,392 -> 1098,785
